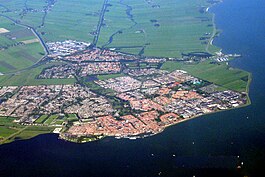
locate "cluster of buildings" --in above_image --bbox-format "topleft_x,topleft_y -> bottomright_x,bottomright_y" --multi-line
95,76 -> 142,92
0,85 -> 113,123
66,68 -> 247,138
0,40 -> 248,140
78,62 -> 121,76
38,62 -> 121,79
127,68 -> 168,77
0,66 -> 247,138
212,51 -> 241,63
38,64 -> 78,79
48,40 -> 138,62
0,86 -> 18,97
47,40 -> 91,57
61,48 -> 138,62
68,111 -> 175,137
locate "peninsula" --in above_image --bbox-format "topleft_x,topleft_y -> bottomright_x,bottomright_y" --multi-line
0,0 -> 251,144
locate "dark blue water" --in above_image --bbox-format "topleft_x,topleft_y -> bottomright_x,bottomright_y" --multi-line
1,0 -> 265,176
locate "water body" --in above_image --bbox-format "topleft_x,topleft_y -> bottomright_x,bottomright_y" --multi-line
1,0 -> 265,176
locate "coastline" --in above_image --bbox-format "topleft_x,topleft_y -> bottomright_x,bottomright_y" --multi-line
205,0 -> 222,54
0,0 -> 252,145
63,101 -> 252,143
58,0 -> 253,144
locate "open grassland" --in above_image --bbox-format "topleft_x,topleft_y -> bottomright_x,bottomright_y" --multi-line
0,35 -> 16,46
0,0 -> 103,43
162,61 -> 250,92
0,63 -> 76,86
0,113 -> 79,144
97,0 -> 219,57
0,117 -> 21,139
97,73 -> 125,80
0,0 -> 48,28
0,116 -> 54,144
0,43 -> 44,73
66,114 -> 79,122
0,0 -> 219,57
10,126 -> 53,140
39,0 -> 103,42
35,115 -> 48,124
0,17 -> 44,73
2,126 -> 54,145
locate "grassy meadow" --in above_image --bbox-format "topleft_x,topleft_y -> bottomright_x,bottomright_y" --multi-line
97,0 -> 220,57
0,62 -> 76,86
0,17 -> 44,73
0,116 -> 53,144
1,0 -> 219,57
162,61 -> 250,92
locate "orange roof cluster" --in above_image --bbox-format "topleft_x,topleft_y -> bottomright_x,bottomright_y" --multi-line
172,90 -> 203,100
130,99 -> 164,112
159,113 -> 180,125
157,87 -> 171,95
68,110 -> 185,137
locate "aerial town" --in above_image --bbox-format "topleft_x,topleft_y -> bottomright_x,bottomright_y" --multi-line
0,40 -> 248,141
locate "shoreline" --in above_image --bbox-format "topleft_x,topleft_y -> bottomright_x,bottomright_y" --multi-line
58,0 -> 253,144
0,0 -> 252,145
60,94 -> 252,143
205,0 -> 222,54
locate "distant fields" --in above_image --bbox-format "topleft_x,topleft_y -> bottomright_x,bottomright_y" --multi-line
39,0 -> 103,42
0,17 -> 44,73
0,43 -> 44,73
0,0 -> 249,93
97,0 -> 220,57
0,0 -> 219,58
162,61 -> 250,92
0,0 -> 103,42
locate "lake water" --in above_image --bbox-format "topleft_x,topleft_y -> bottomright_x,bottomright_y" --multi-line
1,0 -> 265,176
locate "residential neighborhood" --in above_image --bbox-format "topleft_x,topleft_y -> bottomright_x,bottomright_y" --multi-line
0,40 -> 248,140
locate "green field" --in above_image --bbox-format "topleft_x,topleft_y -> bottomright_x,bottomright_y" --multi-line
0,0 -> 219,58
0,0 -> 103,42
66,114 -> 79,122
0,43 -> 44,73
35,115 -> 48,124
97,73 -> 125,80
97,0 -> 220,57
0,62 -> 76,86
0,117 -> 21,137
161,61 -> 250,92
0,16 -> 44,73
0,117 -> 20,138
0,116 -> 53,144
3,126 -> 53,144
44,115 -> 58,125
